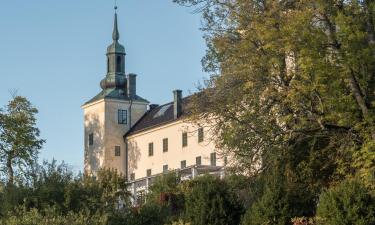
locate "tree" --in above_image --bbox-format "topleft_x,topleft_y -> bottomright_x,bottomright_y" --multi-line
0,96 -> 44,185
174,0 -> 375,187
184,175 -> 243,225
316,179 -> 375,225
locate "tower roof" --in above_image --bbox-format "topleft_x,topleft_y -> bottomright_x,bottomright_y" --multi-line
83,7 -> 149,106
107,10 -> 125,54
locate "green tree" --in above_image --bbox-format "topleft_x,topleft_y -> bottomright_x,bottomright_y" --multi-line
0,96 -> 44,185
316,179 -> 375,225
174,0 -> 375,190
64,168 -> 130,213
184,175 -> 243,225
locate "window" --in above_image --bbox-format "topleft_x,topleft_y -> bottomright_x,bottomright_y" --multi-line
163,165 -> 168,173
118,109 -> 127,124
146,169 -> 152,177
115,146 -> 121,156
88,133 -> 94,146
198,127 -> 204,143
182,132 -> 188,147
107,57 -> 110,73
210,153 -> 216,166
148,142 -> 154,156
181,160 -> 186,169
163,138 -> 168,152
116,56 -> 122,72
130,173 -> 135,181
196,156 -> 202,166
136,191 -> 146,205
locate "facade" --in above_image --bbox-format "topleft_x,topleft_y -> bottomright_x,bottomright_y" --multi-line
83,11 -> 225,203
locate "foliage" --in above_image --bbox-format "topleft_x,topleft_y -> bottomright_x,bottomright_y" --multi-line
184,175 -> 244,225
174,0 -> 375,183
0,159 -> 130,223
146,172 -> 185,223
291,217 -> 316,225
173,0 -> 375,222
241,166 -> 291,225
316,179 -> 375,225
0,96 -> 45,185
2,207 -> 107,225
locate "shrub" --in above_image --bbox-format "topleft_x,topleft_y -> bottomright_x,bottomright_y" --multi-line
1,207 -> 107,225
184,175 -> 243,225
316,179 -> 375,225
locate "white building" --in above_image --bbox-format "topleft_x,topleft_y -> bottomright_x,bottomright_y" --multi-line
82,11 -> 225,204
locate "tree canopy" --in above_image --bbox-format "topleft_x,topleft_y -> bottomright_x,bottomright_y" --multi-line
0,96 -> 44,185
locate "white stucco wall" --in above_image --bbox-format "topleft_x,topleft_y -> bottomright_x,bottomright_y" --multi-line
83,100 -> 106,175
83,98 -> 148,175
126,120 -> 225,180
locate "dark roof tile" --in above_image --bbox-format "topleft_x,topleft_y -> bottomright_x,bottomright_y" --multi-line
125,96 -> 192,136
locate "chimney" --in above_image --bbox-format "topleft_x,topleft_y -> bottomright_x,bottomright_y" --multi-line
149,104 -> 159,110
127,73 -> 136,98
173,90 -> 182,119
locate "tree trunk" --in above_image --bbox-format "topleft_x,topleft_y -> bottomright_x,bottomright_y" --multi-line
349,70 -> 370,119
364,1 -> 375,111
6,157 -> 14,185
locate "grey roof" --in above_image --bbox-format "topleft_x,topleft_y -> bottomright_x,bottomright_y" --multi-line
83,88 -> 149,106
125,96 -> 192,136
107,12 -> 125,54
107,42 -> 125,54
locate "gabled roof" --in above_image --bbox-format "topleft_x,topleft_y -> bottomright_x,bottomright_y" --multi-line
125,96 -> 192,136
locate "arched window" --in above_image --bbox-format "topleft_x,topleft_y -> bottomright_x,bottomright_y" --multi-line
116,56 -> 122,72
107,57 -> 110,73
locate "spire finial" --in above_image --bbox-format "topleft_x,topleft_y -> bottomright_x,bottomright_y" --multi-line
112,2 -> 120,42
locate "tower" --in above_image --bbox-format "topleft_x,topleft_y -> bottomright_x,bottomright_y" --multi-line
82,8 -> 149,176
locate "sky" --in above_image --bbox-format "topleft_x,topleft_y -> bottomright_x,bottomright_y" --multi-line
0,1 -> 207,172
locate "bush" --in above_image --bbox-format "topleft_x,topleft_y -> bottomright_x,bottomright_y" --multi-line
184,175 -> 243,225
316,179 -> 375,225
241,182 -> 290,225
1,207 -> 107,225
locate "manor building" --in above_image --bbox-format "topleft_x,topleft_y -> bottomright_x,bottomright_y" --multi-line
82,11 -> 225,203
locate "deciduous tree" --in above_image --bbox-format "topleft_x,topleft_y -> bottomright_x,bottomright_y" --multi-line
0,96 -> 44,185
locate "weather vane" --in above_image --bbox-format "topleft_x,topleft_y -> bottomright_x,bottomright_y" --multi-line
114,0 -> 118,11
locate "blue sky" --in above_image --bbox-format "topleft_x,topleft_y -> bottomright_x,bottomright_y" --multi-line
0,1 -> 207,172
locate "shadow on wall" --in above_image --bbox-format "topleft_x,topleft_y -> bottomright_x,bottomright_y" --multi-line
127,139 -> 141,175
84,113 -> 104,175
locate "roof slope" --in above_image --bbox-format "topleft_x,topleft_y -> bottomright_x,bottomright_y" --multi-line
83,88 -> 149,106
125,96 -> 192,136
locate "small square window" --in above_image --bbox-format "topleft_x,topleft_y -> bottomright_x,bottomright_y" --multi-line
115,146 -> 121,156
163,165 -> 168,173
198,127 -> 204,143
182,132 -> 188,147
210,152 -> 216,166
130,173 -> 135,181
196,156 -> 202,166
89,133 -> 94,146
146,169 -> 152,177
163,138 -> 168,152
118,109 -> 127,124
148,142 -> 154,156
181,160 -> 186,169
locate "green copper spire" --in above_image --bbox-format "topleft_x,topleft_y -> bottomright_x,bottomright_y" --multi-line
83,3 -> 149,106
100,6 -> 126,91
112,8 -> 120,42
107,6 -> 125,54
